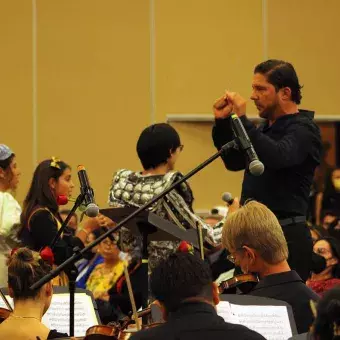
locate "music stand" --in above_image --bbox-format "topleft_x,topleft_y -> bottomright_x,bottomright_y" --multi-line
100,207 -> 206,311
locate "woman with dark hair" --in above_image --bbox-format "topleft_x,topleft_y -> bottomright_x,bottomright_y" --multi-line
19,158 -> 99,285
0,247 -> 67,338
0,144 -> 21,287
307,237 -> 340,296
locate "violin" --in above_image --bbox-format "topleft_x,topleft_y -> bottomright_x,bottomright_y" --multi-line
84,306 -> 163,339
218,273 -> 259,294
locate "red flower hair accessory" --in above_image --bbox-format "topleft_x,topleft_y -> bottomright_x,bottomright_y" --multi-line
39,246 -> 54,265
177,241 -> 194,255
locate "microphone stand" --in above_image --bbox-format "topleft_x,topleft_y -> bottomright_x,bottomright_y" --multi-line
30,140 -> 238,329
50,192 -> 86,337
50,193 -> 86,248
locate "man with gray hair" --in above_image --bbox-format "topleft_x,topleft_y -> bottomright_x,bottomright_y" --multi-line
222,200 -> 318,334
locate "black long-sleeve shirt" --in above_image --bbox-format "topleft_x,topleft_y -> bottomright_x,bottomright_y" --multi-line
212,110 -> 322,219
20,209 -> 84,265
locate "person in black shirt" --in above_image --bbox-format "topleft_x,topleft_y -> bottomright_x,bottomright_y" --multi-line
0,247 -> 68,339
222,200 -> 319,334
212,59 -> 322,281
130,252 -> 265,340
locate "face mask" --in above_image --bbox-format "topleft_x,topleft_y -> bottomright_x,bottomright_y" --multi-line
333,178 -> 340,191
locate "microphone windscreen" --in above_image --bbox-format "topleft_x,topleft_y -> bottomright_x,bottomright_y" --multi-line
249,160 -> 265,176
57,195 -> 68,206
85,203 -> 99,217
221,192 -> 233,205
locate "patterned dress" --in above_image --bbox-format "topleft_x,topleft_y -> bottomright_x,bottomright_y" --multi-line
86,261 -> 125,299
108,169 -> 223,271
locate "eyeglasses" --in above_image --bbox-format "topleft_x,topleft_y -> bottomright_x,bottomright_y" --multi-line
227,247 -> 245,264
227,254 -> 236,264
101,239 -> 117,247
315,247 -> 332,256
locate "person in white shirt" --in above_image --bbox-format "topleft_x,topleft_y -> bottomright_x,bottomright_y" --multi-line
0,144 -> 21,287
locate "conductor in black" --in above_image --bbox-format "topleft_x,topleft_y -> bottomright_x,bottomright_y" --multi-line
212,60 -> 322,281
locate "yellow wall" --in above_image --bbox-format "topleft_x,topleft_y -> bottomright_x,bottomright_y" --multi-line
1,0 -> 340,211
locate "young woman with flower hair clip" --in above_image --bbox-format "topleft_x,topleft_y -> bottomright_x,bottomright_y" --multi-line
18,158 -> 102,285
0,247 -> 68,339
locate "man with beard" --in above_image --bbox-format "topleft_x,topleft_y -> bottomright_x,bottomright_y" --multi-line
212,59 -> 322,281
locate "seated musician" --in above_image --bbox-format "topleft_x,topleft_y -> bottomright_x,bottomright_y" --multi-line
129,252 -> 265,340
108,123 -> 223,271
85,228 -> 144,324
0,247 -> 67,339
86,229 -> 125,322
222,200 -> 319,334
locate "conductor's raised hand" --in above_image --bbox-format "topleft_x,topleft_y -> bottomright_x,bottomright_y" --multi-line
225,91 -> 246,117
213,94 -> 233,119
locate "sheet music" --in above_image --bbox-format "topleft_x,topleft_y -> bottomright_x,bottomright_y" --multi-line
217,301 -> 292,340
0,294 -> 13,309
0,293 -> 98,337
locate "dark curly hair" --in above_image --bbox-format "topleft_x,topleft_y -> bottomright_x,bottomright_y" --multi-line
150,252 -> 213,313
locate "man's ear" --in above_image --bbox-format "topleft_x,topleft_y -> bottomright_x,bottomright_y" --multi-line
279,87 -> 292,101
243,246 -> 256,263
212,282 -> 220,306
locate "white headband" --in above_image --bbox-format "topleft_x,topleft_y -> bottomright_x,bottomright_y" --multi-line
0,144 -> 13,161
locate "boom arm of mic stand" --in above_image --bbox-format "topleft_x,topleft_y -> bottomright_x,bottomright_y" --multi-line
50,193 -> 86,249
30,140 -> 238,290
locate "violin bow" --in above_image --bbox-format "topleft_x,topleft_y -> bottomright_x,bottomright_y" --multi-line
0,289 -> 13,312
123,260 -> 141,330
119,234 -> 141,331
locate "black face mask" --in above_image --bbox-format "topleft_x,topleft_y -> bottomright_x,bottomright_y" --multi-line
311,252 -> 327,274
83,251 -> 95,261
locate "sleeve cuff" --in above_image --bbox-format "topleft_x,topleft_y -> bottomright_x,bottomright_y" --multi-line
240,115 -> 255,131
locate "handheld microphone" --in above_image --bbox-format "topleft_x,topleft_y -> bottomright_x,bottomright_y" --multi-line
221,192 -> 234,205
231,114 -> 264,176
77,165 -> 99,217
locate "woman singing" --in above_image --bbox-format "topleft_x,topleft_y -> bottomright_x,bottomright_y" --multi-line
18,158 -> 100,284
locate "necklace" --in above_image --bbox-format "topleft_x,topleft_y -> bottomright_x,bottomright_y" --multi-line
10,314 -> 40,321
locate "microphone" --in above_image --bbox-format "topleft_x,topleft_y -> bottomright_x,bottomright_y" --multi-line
231,114 -> 264,176
222,192 -> 234,205
77,165 -> 99,217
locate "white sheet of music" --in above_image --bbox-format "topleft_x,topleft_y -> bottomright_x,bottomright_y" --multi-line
217,301 -> 293,340
0,293 -> 98,337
